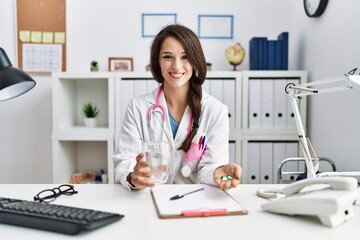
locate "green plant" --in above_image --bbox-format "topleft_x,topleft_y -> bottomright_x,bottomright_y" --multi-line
82,102 -> 99,118
90,60 -> 98,67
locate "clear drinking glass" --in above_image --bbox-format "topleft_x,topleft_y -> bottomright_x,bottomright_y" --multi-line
142,141 -> 171,184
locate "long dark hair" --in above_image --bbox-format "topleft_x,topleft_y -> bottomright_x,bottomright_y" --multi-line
150,24 -> 207,152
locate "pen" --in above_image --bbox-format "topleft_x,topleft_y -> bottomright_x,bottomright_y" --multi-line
198,136 -> 203,150
201,135 -> 206,150
169,187 -> 205,200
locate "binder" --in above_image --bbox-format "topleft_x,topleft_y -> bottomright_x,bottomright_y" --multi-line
223,79 -> 236,129
134,79 -> 147,97
260,142 -> 273,184
277,32 -> 289,70
273,79 -> 288,129
273,142 -> 286,183
120,79 -> 134,121
150,184 -> 247,219
286,79 -> 300,129
229,141 -> 236,164
209,79 -> 223,103
274,40 -> 282,70
248,79 -> 261,129
202,79 -> 210,93
146,79 -> 158,93
261,79 -> 274,129
258,37 -> 268,70
249,37 -> 259,70
247,142 -> 260,184
267,40 -> 276,70
284,142 -> 299,181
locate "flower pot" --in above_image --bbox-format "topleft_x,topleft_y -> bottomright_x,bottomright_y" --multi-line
90,66 -> 99,72
84,117 -> 98,127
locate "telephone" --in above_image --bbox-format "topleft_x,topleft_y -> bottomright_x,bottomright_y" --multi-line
258,177 -> 360,227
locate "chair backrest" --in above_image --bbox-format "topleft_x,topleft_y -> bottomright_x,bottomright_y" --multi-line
277,157 -> 336,184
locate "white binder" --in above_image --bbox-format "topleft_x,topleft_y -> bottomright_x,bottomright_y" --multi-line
134,80 -> 147,97
223,79 -> 236,129
260,142 -> 273,184
273,142 -> 286,183
286,79 -> 300,129
120,80 -> 134,122
209,79 -> 223,103
146,79 -> 158,93
273,79 -> 288,129
284,142 -> 299,181
247,142 -> 260,184
202,80 -> 210,93
248,79 -> 261,129
261,79 -> 274,129
229,141 -> 236,164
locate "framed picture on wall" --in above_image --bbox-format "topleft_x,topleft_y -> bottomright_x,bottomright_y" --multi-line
108,57 -> 134,71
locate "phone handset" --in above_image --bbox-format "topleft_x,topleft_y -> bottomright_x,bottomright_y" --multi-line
256,176 -> 358,199
282,177 -> 358,196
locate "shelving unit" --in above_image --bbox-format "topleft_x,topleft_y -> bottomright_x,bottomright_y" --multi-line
52,71 -> 307,184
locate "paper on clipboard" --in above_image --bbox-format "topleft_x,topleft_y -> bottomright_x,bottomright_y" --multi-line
150,184 -> 247,219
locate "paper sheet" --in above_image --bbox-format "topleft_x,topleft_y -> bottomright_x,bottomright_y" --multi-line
151,184 -> 245,218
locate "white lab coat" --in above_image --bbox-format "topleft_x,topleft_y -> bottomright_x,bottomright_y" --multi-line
113,86 -> 229,190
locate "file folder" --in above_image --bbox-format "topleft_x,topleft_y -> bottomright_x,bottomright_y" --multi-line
223,79 -> 236,129
150,184 -> 247,219
260,142 -> 273,184
261,79 -> 274,128
286,79 -> 300,129
273,79 -> 288,129
248,79 -> 261,128
247,142 -> 260,184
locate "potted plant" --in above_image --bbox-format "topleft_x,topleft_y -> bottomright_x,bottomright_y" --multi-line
82,102 -> 100,127
90,60 -> 99,71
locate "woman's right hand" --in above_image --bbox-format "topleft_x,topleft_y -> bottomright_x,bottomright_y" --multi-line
127,153 -> 154,189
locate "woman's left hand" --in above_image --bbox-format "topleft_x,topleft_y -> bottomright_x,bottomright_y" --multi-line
213,163 -> 242,190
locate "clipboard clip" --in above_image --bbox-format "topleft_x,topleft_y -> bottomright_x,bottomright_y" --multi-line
182,208 -> 228,217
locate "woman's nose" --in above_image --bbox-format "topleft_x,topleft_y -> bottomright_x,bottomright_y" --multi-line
171,58 -> 182,70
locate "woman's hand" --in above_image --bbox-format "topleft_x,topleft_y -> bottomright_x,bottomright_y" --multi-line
213,163 -> 242,190
127,153 -> 154,189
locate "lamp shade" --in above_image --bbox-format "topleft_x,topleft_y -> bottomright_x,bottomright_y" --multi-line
0,47 -> 36,101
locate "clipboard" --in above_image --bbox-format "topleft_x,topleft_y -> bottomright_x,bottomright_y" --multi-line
150,184 -> 248,219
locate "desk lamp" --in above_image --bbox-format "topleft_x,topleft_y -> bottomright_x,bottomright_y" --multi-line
0,47 -> 36,101
286,69 -> 360,179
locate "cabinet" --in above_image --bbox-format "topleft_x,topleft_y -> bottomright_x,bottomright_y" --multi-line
52,71 -> 307,184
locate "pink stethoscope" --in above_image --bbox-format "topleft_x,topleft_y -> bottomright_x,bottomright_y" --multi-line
147,86 -> 198,177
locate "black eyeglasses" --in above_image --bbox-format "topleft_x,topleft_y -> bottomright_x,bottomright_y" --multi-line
34,184 -> 78,203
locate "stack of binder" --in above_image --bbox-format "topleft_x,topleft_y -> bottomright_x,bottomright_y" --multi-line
249,32 -> 288,70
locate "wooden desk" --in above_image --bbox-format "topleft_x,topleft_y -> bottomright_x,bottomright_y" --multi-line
0,184 -> 359,239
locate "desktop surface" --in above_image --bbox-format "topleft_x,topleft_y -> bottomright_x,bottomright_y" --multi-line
0,184 -> 359,239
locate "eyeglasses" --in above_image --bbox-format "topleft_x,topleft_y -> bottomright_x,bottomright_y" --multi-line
33,184 -> 78,203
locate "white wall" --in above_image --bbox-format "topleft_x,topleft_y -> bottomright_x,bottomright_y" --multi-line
0,0 -> 359,183
290,0 -> 360,171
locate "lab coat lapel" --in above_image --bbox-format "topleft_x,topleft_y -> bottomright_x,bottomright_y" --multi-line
174,106 -> 191,145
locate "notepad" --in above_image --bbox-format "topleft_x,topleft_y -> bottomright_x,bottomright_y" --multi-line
150,184 -> 247,219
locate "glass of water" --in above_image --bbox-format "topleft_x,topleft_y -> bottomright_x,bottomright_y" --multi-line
142,141 -> 171,184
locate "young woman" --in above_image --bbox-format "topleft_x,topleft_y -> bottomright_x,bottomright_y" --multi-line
113,24 -> 242,190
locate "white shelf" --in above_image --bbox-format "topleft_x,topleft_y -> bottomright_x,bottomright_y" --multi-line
52,71 -> 307,184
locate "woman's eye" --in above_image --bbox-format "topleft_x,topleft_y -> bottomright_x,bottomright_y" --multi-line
182,55 -> 188,60
162,55 -> 172,59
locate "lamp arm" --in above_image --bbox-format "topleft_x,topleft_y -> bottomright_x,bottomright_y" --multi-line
289,75 -> 358,98
288,95 -> 318,178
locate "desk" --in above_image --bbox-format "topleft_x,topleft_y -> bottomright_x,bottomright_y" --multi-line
0,184 -> 359,239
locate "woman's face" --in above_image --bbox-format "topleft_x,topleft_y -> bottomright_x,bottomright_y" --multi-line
159,37 -> 193,90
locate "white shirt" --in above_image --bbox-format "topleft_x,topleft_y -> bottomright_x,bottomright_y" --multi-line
113,86 -> 229,190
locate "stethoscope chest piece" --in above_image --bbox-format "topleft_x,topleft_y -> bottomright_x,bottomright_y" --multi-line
181,164 -> 192,178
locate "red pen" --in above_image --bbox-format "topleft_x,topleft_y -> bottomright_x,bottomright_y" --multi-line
198,136 -> 203,150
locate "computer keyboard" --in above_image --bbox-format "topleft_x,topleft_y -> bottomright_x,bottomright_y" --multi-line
0,196 -> 124,235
